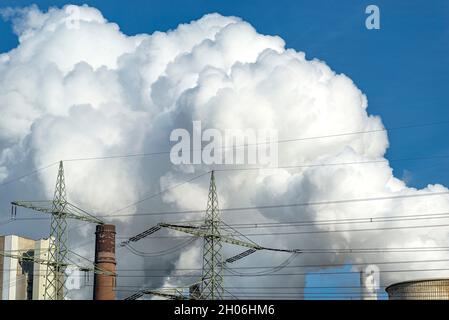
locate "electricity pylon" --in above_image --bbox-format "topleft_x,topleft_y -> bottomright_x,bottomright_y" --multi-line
45,161 -> 68,300
11,161 -> 104,300
200,170 -> 224,299
120,170 -> 301,300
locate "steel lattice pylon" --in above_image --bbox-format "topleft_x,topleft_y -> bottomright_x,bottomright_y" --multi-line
120,171 -> 302,301
200,171 -> 224,300
44,161 -> 68,300
11,161 -> 105,300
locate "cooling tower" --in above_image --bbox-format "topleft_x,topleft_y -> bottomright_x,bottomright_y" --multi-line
386,279 -> 449,300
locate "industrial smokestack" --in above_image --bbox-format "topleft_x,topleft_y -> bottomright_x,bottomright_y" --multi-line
93,224 -> 116,300
360,266 -> 379,300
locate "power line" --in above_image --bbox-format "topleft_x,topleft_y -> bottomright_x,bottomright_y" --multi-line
80,284 -> 322,289
213,155 -> 449,172
2,154 -> 447,220
143,210 -> 449,229
74,284 -> 407,290
0,120 -> 446,195
98,155 -> 449,218
110,171 -> 211,214
120,245 -> 449,254
122,221 -> 449,239
0,162 -> 59,188
211,222 -> 449,236
113,258 -> 449,272
123,238 -> 198,257
96,191 -> 449,218
24,284 -> 445,295
59,120 -> 449,162
1,155 -> 445,200
206,191 -> 449,213
9,210 -> 449,243
300,246 -> 449,253
111,267 -> 449,278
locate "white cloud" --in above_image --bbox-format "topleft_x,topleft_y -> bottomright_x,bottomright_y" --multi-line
0,5 -> 448,299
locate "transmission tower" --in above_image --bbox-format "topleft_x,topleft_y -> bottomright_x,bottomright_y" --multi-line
11,160 -> 104,300
200,170 -> 224,300
120,170 -> 301,300
44,161 -> 68,300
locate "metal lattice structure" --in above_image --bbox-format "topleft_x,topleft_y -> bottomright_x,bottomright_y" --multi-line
200,171 -> 224,300
44,161 -> 68,300
11,160 -> 104,300
119,170 -> 301,300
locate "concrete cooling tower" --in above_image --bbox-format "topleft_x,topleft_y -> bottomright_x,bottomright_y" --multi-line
386,279 -> 449,300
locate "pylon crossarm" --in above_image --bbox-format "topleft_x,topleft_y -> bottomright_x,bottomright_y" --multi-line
224,248 -> 258,264
0,248 -> 114,277
11,201 -> 103,224
159,223 -> 262,250
262,247 -> 302,254
124,288 -> 189,300
119,224 -> 162,246
124,291 -> 145,300
140,289 -> 189,300
0,250 -> 94,271
66,202 -> 104,224
11,200 -> 54,214
0,250 -> 62,267
161,223 -> 301,253
120,222 -> 302,253
123,222 -> 301,252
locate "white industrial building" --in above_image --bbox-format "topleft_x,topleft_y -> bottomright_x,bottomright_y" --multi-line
0,235 -> 53,300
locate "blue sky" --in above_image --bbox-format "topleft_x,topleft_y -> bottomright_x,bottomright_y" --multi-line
0,0 -> 447,299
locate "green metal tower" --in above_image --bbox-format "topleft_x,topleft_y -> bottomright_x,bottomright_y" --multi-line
44,160 -> 68,300
200,171 -> 224,300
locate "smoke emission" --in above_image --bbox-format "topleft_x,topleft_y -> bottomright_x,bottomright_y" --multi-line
0,5 -> 448,299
